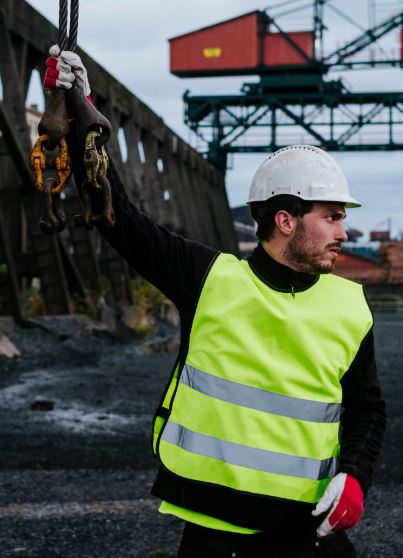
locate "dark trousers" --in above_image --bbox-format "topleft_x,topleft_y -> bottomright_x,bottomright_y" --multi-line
177,522 -> 356,558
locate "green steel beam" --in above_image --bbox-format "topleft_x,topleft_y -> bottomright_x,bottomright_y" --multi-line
185,89 -> 403,169
185,90 -> 403,109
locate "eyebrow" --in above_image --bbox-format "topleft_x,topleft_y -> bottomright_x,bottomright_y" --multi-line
322,209 -> 346,219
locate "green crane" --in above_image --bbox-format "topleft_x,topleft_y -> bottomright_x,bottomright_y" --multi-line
170,1 -> 403,170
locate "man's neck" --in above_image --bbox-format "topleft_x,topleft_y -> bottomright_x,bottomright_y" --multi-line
261,240 -> 298,272
247,243 -> 319,293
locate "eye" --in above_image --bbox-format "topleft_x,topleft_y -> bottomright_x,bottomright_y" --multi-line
326,213 -> 344,223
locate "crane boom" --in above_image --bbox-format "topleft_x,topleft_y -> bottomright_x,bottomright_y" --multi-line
323,11 -> 403,67
170,3 -> 403,170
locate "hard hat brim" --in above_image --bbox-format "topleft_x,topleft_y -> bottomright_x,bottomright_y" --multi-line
297,194 -> 361,208
247,193 -> 361,208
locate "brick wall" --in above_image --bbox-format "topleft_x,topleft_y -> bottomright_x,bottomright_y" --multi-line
334,252 -> 385,283
380,243 -> 403,283
334,243 -> 403,284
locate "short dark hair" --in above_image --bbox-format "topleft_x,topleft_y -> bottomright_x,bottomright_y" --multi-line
249,195 -> 314,241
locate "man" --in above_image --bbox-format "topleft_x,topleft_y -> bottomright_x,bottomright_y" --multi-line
44,51 -> 386,558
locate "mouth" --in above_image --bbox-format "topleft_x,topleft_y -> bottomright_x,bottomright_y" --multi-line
327,246 -> 341,256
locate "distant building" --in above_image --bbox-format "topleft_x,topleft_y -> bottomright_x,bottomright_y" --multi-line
231,205 -> 255,227
346,228 -> 363,242
233,221 -> 257,257
231,205 -> 257,256
380,242 -> 403,283
0,104 -> 42,145
0,104 -> 43,144
370,230 -> 390,242
335,242 -> 403,284
26,104 -> 42,144
334,248 -> 384,284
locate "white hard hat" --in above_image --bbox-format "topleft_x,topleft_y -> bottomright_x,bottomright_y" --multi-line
247,145 -> 361,208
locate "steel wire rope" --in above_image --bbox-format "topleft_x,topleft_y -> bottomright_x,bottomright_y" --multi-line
328,2 -> 391,61
263,0 -> 307,12
68,0 -> 79,52
264,0 -> 332,15
58,0 -> 79,52
327,3 -> 367,33
274,3 -> 312,19
58,0 -> 68,51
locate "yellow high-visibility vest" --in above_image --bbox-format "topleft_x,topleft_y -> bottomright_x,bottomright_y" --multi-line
153,253 -> 372,504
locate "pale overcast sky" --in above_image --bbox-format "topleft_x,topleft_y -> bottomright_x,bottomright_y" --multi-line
26,0 -> 403,238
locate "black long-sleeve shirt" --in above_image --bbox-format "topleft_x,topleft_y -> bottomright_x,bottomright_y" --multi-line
71,150 -> 386,532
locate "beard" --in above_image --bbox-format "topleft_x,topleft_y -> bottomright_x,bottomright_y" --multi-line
283,219 -> 338,274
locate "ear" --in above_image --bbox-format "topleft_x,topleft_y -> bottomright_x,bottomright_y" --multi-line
274,211 -> 297,237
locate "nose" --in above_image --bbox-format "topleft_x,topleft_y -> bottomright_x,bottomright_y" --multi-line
336,221 -> 348,242
336,221 -> 348,243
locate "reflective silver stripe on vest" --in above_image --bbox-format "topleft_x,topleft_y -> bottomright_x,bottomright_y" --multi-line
180,364 -> 341,424
162,421 -> 338,480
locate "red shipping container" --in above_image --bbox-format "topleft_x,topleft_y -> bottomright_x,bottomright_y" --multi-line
264,31 -> 314,66
370,231 -> 390,242
169,11 -> 262,77
169,10 -> 314,77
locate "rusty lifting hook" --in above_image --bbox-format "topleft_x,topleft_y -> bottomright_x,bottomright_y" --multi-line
29,0 -> 78,234
38,0 -> 80,150
74,131 -> 115,230
31,134 -> 71,233
30,0 -> 114,234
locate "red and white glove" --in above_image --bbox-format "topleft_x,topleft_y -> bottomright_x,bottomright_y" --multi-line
44,44 -> 91,97
312,473 -> 364,538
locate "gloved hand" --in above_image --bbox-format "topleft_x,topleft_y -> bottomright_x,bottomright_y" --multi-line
44,44 -> 91,97
312,473 -> 364,538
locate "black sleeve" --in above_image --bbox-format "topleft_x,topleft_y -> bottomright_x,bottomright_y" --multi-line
339,326 -> 386,494
68,137 -> 219,315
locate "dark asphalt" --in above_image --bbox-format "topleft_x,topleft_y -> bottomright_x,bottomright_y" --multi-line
0,313 -> 402,557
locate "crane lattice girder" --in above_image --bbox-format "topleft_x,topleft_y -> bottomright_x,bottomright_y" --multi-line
173,4 -> 403,169
324,11 -> 403,68
185,90 -> 403,164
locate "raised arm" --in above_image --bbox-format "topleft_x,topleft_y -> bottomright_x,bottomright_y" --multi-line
69,140 -> 219,313
44,47 -> 219,314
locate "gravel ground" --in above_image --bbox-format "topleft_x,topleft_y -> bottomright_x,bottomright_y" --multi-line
0,313 -> 402,557
0,469 -> 181,558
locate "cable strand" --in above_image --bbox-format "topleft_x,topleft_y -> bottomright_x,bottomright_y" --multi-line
58,0 -> 68,51
68,0 -> 79,52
